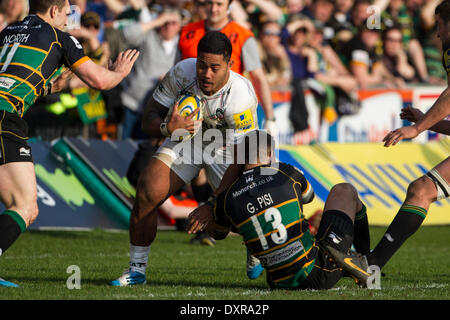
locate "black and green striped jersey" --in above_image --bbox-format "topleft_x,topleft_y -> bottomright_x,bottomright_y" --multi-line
0,15 -> 89,117
214,162 -> 318,288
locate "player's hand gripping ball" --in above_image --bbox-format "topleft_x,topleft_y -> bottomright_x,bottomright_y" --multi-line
165,93 -> 203,142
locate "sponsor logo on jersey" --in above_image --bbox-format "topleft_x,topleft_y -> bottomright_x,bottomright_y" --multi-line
258,241 -> 304,267
0,77 -> 15,89
19,147 -> 31,156
233,109 -> 255,133
70,36 -> 83,50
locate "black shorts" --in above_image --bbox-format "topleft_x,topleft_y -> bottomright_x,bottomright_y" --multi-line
0,110 -> 33,165
298,210 -> 354,290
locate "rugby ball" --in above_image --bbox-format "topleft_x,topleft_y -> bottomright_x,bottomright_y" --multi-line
165,93 -> 203,142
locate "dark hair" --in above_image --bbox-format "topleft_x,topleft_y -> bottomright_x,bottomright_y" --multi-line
197,31 -> 232,62
382,24 -> 403,41
435,0 -> 450,22
238,130 -> 274,164
29,0 -> 67,14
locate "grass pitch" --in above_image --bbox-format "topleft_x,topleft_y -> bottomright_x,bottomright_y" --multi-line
0,226 -> 449,300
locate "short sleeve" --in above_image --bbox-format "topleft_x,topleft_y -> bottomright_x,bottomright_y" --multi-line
280,163 -> 315,204
59,31 -> 90,69
241,37 -> 262,72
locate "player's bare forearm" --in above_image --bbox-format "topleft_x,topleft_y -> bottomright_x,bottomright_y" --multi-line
429,120 -> 450,135
414,87 -> 450,134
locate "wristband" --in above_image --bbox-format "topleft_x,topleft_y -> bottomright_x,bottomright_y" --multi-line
160,122 -> 170,137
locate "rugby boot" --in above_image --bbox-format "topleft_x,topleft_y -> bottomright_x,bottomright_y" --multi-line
110,268 -> 146,286
0,277 -> 19,288
246,249 -> 264,280
323,245 -> 371,288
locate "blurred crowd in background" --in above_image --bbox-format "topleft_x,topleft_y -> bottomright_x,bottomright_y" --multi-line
0,0 -> 447,142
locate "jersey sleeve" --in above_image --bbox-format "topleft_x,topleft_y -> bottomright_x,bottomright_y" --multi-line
226,76 -> 259,141
281,163 -> 315,204
59,31 -> 90,69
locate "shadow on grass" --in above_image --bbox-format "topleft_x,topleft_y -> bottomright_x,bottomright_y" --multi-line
85,278 -> 268,290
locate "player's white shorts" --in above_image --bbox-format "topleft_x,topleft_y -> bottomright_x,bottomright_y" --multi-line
153,137 -> 233,191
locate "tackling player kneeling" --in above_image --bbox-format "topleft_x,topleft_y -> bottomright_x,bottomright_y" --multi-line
189,130 -> 379,289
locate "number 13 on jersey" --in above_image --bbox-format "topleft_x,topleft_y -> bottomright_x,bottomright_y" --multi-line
251,207 -> 288,250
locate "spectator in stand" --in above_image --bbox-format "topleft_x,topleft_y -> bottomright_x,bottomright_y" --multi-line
120,8 -> 182,140
380,25 -> 417,84
380,0 -> 430,84
1,0 -> 28,25
411,0 -> 447,84
70,11 -> 111,68
350,0 -> 372,31
191,0 -> 209,22
310,21 -> 358,123
285,16 -> 318,134
229,0 -> 284,32
284,0 -> 314,21
257,20 -> 292,89
342,22 -> 385,89
310,0 -> 335,43
327,0 -> 355,55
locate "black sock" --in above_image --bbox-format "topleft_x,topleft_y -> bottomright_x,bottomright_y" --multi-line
0,210 -> 26,256
353,204 -> 370,256
367,204 -> 426,268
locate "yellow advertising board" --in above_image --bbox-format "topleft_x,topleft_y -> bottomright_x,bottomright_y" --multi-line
279,139 -> 450,226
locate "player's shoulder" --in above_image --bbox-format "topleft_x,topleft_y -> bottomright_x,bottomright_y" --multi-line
229,70 -> 255,96
173,58 -> 197,76
168,58 -> 197,86
276,162 -> 306,178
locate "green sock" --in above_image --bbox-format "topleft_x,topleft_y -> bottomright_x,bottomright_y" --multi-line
367,204 -> 427,268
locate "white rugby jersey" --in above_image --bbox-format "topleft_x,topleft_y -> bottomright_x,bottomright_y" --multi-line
153,58 -> 258,138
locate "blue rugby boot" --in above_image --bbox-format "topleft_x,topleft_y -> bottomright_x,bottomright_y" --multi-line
110,268 -> 146,287
246,249 -> 264,280
0,277 -> 19,288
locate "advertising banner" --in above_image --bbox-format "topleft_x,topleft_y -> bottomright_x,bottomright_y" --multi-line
0,141 -> 128,230
279,140 -> 450,226
258,86 -> 446,144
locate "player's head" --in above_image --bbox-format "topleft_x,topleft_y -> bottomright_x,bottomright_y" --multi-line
435,0 -> 450,44
29,0 -> 70,30
205,0 -> 231,26
196,31 -> 233,96
236,130 -> 275,167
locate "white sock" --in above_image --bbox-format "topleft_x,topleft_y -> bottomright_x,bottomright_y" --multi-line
129,244 -> 150,275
